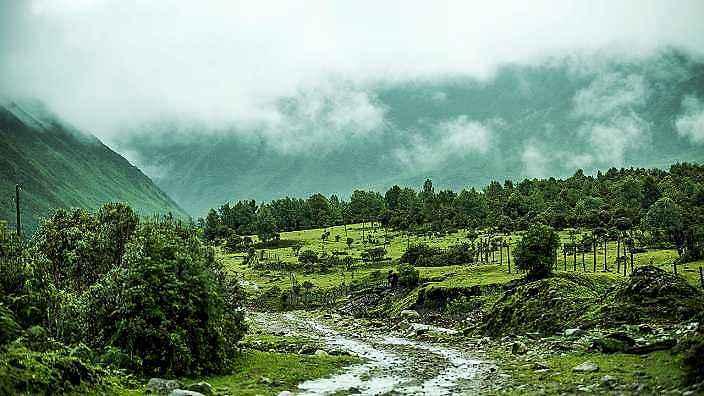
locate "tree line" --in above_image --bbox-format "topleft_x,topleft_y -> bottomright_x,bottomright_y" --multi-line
201,162 -> 704,261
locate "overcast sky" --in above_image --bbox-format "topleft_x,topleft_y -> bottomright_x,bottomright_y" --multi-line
1,0 -> 703,139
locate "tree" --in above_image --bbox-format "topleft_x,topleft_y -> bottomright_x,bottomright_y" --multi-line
255,205 -> 277,243
514,223 -> 560,280
645,197 -> 684,254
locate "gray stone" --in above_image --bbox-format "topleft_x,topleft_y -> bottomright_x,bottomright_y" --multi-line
511,341 -> 528,355
277,392 -> 293,396
314,349 -> 329,356
146,378 -> 181,395
564,328 -> 584,337
601,375 -> 617,388
169,391 -> 203,396
573,361 -> 599,373
400,310 -> 421,320
185,382 -> 213,396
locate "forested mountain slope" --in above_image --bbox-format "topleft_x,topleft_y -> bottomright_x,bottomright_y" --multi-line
120,51 -> 704,216
0,100 -> 187,231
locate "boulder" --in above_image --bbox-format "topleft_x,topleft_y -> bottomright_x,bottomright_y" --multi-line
573,361 -> 599,373
564,328 -> 585,337
314,349 -> 329,357
400,310 -> 421,320
169,391 -> 203,396
185,382 -> 213,396
278,392 -> 293,396
511,341 -> 528,355
146,378 -> 181,395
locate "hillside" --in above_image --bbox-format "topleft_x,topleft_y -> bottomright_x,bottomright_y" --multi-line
0,100 -> 187,231
119,51 -> 704,216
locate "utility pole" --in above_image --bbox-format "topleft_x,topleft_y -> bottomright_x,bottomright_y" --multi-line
15,184 -> 22,238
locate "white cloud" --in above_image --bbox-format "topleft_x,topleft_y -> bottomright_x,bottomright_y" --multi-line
579,114 -> 648,166
393,116 -> 493,170
675,96 -> 704,144
521,144 -> 550,178
258,81 -> 387,154
1,0 -> 703,138
573,73 -> 648,118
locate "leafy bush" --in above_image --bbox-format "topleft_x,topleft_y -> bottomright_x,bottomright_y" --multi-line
400,243 -> 440,265
397,263 -> 419,288
361,247 -> 386,262
83,218 -> 246,376
34,204 -> 137,291
513,223 -> 559,280
298,250 -> 319,265
400,242 -> 475,267
683,333 -> 704,384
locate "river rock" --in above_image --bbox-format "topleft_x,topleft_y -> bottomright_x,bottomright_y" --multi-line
169,391 -> 203,396
185,382 -> 213,396
511,341 -> 528,355
400,310 -> 421,321
278,392 -> 292,396
146,378 -> 181,394
564,328 -> 584,337
601,375 -> 617,388
314,349 -> 329,356
573,361 -> 599,373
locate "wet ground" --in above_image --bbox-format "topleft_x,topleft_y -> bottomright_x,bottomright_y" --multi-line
250,311 -> 499,395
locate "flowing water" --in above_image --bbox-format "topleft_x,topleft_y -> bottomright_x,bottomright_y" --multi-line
251,312 -> 493,395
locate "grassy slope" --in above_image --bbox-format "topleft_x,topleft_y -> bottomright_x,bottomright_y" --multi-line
223,223 -> 702,296
221,222 -> 700,393
0,101 -> 187,231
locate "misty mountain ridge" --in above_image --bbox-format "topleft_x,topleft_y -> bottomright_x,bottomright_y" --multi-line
111,51 -> 704,216
0,99 -> 187,231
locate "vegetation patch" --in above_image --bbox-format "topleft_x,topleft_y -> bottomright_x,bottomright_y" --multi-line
586,266 -> 704,326
482,274 -> 610,336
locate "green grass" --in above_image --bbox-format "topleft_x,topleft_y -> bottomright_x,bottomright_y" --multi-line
225,223 -> 703,301
115,350 -> 359,396
493,350 -> 685,395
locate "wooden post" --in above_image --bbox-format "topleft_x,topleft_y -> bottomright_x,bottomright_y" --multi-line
603,239 -> 608,272
593,239 -> 597,272
507,241 -> 511,273
630,249 -> 634,273
573,245 -> 577,271
15,184 -> 21,238
563,248 -> 567,271
699,267 -> 703,288
673,262 -> 678,275
499,241 -> 503,267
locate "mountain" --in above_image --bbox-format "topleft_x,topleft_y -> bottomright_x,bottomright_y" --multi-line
119,50 -> 704,216
0,100 -> 187,232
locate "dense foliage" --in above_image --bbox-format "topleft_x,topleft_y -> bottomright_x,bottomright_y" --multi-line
400,242 -> 475,267
0,203 -> 247,393
202,163 -> 704,262
513,224 -> 560,280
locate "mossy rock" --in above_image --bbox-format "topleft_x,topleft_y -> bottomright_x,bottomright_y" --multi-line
482,275 -> 606,336
585,266 -> 704,326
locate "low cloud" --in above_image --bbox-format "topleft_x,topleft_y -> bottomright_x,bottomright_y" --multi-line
579,114 -> 648,166
521,143 -> 550,178
675,95 -> 704,144
394,116 -> 493,170
570,71 -> 650,167
258,81 -> 387,154
573,73 -> 648,118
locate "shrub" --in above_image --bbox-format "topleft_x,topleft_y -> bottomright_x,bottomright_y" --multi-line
361,247 -> 386,262
400,243 -> 440,265
514,223 -> 559,280
82,218 -> 246,376
298,250 -> 319,265
397,263 -> 419,288
34,204 -> 137,291
683,334 -> 704,384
